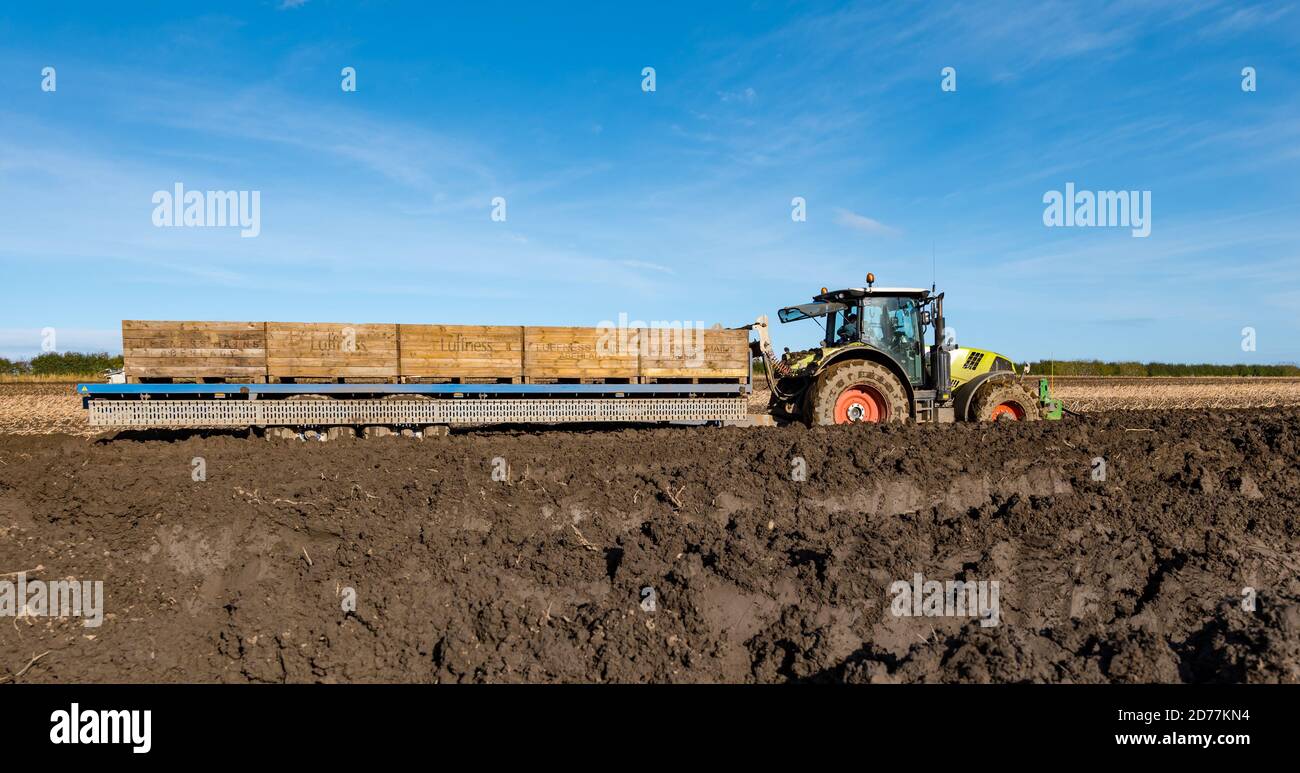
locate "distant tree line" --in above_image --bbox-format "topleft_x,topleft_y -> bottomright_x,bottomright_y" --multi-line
0,352 -> 123,376
1028,360 -> 1300,377
751,356 -> 1299,378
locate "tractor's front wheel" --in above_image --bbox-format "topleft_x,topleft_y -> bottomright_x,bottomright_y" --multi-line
808,360 -> 909,426
971,379 -> 1043,422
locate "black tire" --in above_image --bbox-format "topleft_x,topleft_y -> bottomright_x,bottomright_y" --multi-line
971,379 -> 1042,422
808,360 -> 909,426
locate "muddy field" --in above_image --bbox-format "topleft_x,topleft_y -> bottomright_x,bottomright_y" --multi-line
2,407 -> 1298,683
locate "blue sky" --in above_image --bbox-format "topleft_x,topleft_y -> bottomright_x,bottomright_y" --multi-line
1,0 -> 1297,362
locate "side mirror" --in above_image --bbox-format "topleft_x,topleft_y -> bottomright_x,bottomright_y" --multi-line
920,310 -> 932,326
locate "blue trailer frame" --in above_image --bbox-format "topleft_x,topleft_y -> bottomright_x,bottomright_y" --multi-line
75,379 -> 755,429
77,381 -> 749,401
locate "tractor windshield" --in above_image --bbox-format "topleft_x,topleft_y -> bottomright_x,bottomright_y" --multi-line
860,297 -> 923,383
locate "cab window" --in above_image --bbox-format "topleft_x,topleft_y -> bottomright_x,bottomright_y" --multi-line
861,297 -> 922,383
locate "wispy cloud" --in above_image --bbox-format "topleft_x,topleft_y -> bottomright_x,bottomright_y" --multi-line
1198,2 -> 1294,37
717,87 -> 757,104
834,208 -> 900,237
621,259 -> 675,274
129,81 -> 500,193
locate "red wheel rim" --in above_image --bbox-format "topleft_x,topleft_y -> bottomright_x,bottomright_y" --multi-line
991,401 -> 1025,421
833,385 -> 888,423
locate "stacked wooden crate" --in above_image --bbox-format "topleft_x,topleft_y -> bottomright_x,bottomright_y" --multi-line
122,321 -> 268,383
637,326 -> 752,381
265,323 -> 399,382
399,325 -> 524,382
121,320 -> 750,383
522,326 -> 639,382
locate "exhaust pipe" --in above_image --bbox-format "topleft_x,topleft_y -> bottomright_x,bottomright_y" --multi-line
931,294 -> 951,402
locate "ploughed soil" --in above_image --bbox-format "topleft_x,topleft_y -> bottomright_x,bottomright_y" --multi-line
1,409 -> 1298,683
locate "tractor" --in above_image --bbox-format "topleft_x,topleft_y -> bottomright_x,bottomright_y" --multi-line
751,273 -> 1062,425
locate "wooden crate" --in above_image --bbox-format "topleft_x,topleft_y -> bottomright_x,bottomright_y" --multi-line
266,322 -> 399,381
399,325 -> 523,380
639,327 -> 750,380
122,320 -> 266,382
121,319 -> 752,385
522,326 -> 638,380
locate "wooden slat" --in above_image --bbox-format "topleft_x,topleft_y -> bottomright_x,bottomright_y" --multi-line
639,328 -> 750,379
523,326 -> 638,380
399,325 -> 523,379
266,322 -> 399,379
121,349 -> 265,358
122,320 -> 264,331
122,371 -> 269,379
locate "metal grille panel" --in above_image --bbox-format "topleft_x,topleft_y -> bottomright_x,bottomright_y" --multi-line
88,398 -> 748,427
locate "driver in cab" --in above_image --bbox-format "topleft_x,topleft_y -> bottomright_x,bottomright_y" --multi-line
836,310 -> 860,344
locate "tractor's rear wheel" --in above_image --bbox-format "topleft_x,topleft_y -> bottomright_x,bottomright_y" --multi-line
972,379 -> 1042,422
808,360 -> 909,426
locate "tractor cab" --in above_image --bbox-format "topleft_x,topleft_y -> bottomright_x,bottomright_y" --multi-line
776,279 -> 941,391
